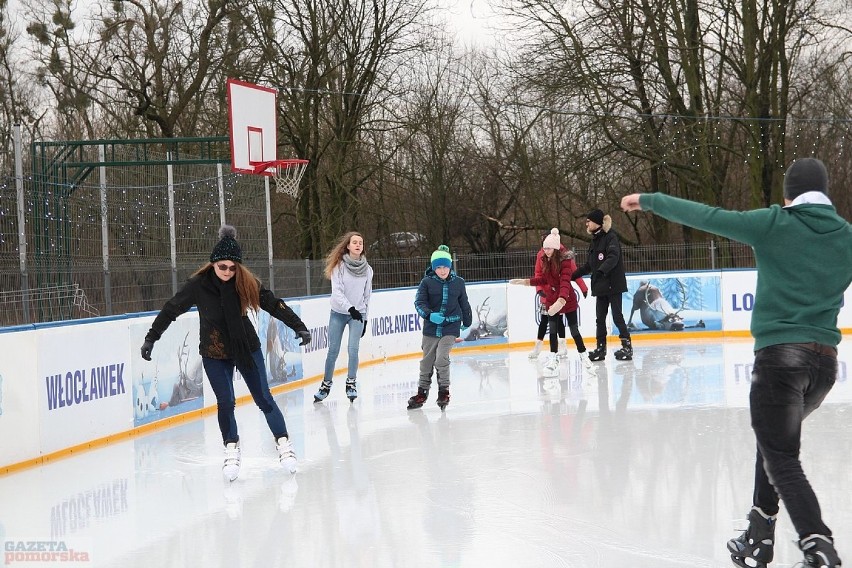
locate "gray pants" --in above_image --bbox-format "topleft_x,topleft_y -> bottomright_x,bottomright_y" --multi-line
418,335 -> 456,390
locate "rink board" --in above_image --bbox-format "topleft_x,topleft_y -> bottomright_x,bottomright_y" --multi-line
1,270 -> 852,471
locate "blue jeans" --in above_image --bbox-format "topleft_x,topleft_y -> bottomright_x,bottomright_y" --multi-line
750,343 -> 837,538
323,309 -> 365,383
202,349 -> 288,445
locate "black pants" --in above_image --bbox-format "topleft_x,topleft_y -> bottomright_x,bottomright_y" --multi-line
537,313 -> 563,341
595,293 -> 630,344
750,343 -> 837,539
540,312 -> 586,353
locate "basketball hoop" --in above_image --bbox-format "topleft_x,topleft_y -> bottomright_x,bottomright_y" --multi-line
250,159 -> 309,198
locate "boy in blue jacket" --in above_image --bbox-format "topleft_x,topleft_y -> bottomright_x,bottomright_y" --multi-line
408,245 -> 473,410
621,158 -> 852,568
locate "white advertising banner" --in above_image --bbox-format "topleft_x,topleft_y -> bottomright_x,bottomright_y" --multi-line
3,267 -> 852,471
0,330 -> 40,468
37,319 -> 133,454
720,270 -> 758,335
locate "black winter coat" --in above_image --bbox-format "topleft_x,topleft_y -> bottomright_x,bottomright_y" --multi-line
146,269 -> 307,359
572,226 -> 628,297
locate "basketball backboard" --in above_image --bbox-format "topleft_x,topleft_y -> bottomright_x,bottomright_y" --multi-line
227,79 -> 278,175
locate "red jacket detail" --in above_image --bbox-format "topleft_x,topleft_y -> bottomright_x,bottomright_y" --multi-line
529,246 -> 587,313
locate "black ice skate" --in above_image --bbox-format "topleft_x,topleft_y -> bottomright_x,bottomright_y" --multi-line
613,338 -> 633,361
727,507 -> 776,568
588,342 -> 606,361
800,534 -> 842,568
436,387 -> 450,410
407,388 -> 429,410
345,377 -> 357,402
313,379 -> 332,403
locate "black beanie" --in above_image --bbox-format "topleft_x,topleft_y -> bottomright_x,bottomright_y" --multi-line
210,225 -> 243,263
587,209 -> 605,226
783,158 -> 828,200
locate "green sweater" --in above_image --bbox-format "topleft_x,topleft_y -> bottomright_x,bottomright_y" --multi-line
639,193 -> 852,349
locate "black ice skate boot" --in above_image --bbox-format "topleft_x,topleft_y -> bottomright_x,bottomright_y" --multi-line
436,387 -> 450,410
407,388 -> 429,410
345,377 -> 357,402
588,341 -> 607,361
727,507 -> 776,568
614,338 -> 633,361
800,534 -> 842,567
313,379 -> 332,403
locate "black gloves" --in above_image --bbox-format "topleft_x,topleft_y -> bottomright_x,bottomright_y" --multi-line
140,340 -> 155,361
297,330 -> 311,346
361,319 -> 367,338
348,307 -> 363,322
582,290 -> 588,298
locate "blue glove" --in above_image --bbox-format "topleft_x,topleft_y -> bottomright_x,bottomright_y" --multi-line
429,312 -> 445,324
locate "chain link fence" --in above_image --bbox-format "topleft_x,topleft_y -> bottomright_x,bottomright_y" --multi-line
0,238 -> 755,328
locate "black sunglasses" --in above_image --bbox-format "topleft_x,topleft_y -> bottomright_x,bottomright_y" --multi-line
215,263 -> 237,273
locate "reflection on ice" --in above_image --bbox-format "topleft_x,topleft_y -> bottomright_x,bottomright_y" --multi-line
0,338 -> 850,567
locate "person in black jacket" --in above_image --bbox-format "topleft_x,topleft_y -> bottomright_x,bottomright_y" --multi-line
140,225 -> 311,481
571,209 -> 632,361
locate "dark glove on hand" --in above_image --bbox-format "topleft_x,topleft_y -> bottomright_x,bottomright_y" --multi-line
582,290 -> 588,298
140,340 -> 155,361
348,306 -> 363,322
361,319 -> 367,338
297,330 -> 311,346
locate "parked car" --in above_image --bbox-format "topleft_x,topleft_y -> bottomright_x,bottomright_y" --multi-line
369,232 -> 427,256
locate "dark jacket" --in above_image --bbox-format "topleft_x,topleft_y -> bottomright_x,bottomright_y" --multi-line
414,267 -> 473,338
572,216 -> 628,297
530,246 -> 587,313
146,269 -> 308,359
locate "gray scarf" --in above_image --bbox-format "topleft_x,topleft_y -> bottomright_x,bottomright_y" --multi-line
343,254 -> 370,277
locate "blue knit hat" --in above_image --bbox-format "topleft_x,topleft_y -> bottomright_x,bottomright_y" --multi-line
210,225 -> 243,263
430,245 -> 452,270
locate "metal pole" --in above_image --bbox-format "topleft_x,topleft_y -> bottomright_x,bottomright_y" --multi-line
167,158 -> 178,294
217,163 -> 226,225
710,239 -> 716,270
264,176 -> 274,293
14,124 -> 30,323
305,259 -> 311,297
99,145 -> 112,315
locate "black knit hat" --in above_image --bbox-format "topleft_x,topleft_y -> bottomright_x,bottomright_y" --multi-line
586,209 -> 605,226
210,225 -> 243,263
783,158 -> 828,200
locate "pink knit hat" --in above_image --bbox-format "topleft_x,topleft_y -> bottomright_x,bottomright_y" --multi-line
542,228 -> 561,250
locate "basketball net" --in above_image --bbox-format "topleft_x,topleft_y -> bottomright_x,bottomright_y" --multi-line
250,159 -> 309,198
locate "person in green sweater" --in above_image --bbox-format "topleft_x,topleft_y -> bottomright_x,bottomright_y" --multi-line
621,158 -> 852,568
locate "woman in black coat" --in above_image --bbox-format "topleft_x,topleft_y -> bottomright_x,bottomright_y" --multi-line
140,225 -> 311,481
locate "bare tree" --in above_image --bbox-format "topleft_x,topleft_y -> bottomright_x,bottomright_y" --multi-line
0,0 -> 43,172
243,0 -> 433,258
24,0 -> 251,139
500,0 -> 849,243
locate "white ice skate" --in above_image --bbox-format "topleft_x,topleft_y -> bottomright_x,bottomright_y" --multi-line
543,354 -> 559,377
277,436 -> 298,474
222,442 -> 241,482
579,352 -> 595,373
528,340 -> 543,359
